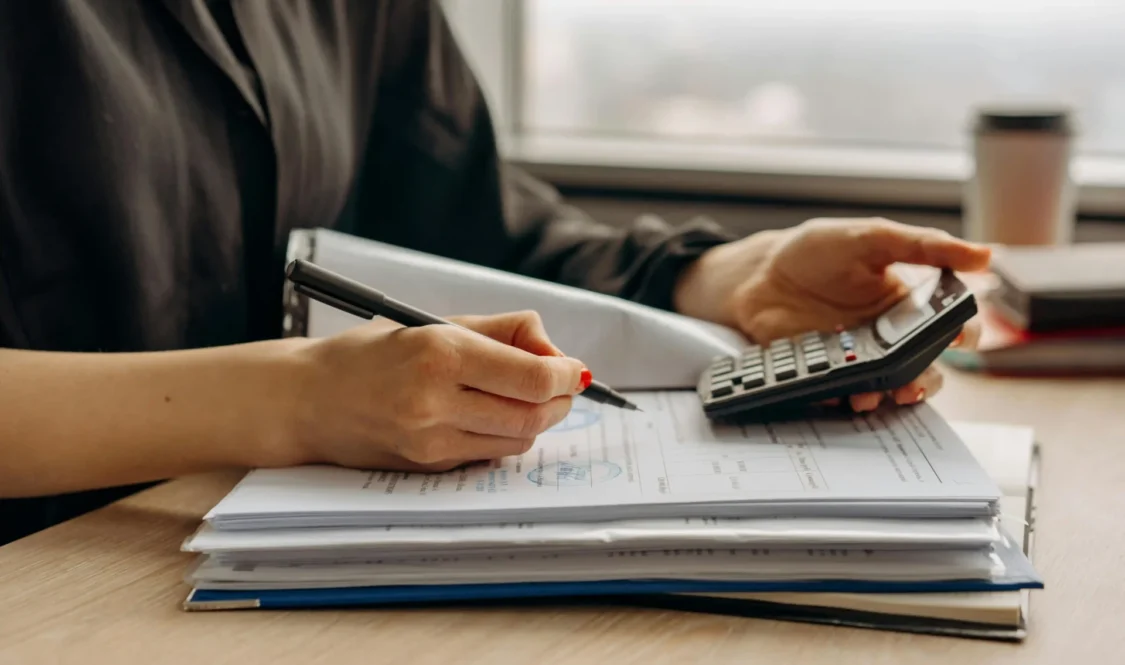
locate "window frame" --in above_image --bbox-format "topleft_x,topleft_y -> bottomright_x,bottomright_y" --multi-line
443,0 -> 1125,217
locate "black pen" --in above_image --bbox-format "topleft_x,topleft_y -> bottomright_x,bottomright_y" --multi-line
285,259 -> 641,412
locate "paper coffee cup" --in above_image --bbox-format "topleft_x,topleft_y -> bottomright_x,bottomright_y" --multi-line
963,107 -> 1076,246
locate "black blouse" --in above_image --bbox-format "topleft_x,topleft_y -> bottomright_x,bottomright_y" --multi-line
0,0 -> 734,544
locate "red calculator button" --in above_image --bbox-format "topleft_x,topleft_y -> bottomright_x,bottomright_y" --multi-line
845,352 -> 857,362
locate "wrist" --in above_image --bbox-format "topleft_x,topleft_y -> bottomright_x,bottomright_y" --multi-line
672,229 -> 783,327
234,337 -> 321,469
671,251 -> 715,320
670,229 -> 778,321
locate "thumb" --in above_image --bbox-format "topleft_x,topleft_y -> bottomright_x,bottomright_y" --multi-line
860,219 -> 991,272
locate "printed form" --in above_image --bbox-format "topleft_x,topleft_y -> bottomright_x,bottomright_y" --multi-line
207,392 -> 1000,527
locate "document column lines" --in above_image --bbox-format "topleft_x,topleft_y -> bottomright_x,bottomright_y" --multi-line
899,410 -> 943,483
655,405 -> 673,494
797,421 -> 829,491
589,411 -> 603,488
621,407 -> 643,493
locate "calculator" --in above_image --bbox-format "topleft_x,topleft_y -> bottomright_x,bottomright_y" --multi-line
697,269 -> 977,420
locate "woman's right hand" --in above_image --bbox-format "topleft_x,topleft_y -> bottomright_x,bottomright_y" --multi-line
281,310 -> 589,473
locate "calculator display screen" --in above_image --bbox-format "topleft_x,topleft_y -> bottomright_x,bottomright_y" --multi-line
874,275 -> 938,347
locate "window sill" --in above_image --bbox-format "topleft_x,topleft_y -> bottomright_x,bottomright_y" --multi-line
503,132 -> 1125,217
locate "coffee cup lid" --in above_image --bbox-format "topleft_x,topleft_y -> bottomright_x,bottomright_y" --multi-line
973,106 -> 1074,134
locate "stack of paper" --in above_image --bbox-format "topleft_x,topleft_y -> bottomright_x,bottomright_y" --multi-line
182,392 -> 1043,639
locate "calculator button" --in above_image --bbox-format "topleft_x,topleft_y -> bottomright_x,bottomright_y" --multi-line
741,356 -> 763,369
741,374 -> 766,389
711,371 -> 736,384
710,382 -> 735,398
845,352 -> 857,362
774,366 -> 798,381
806,357 -> 831,373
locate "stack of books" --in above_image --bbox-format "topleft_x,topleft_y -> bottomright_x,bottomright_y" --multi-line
181,393 -> 1042,640
178,229 -> 1043,641
942,243 -> 1125,375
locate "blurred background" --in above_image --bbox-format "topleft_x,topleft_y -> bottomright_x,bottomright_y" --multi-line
442,0 -> 1125,240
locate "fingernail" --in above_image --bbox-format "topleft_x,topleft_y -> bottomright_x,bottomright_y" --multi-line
859,394 -> 881,411
578,368 -> 593,391
915,388 -> 926,402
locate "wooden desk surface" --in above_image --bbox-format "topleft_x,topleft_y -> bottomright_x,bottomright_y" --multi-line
2,369 -> 1123,665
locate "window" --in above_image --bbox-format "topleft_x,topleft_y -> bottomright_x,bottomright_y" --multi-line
445,0 -> 1125,214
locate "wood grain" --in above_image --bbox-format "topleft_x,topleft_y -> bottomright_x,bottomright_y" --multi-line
2,368 -> 1123,665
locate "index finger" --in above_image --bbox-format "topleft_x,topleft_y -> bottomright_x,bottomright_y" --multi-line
450,310 -> 561,357
862,220 -> 992,272
447,327 -> 586,403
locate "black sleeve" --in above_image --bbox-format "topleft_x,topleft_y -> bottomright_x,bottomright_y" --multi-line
346,0 -> 736,311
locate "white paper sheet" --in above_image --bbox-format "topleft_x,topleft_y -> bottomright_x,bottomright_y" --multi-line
292,228 -> 746,390
184,516 -> 999,563
679,419 -> 1039,628
188,546 -> 1004,589
205,393 -> 1001,529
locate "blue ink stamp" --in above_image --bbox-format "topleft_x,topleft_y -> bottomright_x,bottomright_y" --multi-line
528,460 -> 622,487
548,407 -> 601,433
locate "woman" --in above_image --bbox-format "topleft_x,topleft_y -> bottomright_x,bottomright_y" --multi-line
0,1 -> 989,544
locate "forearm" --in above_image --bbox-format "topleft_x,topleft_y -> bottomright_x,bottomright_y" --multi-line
499,167 -> 737,309
0,339 -> 306,498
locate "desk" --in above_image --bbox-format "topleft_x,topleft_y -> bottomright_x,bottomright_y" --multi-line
1,370 -> 1123,665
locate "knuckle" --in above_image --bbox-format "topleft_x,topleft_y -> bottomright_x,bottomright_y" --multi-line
517,406 -> 554,438
520,358 -> 557,403
800,217 -> 832,231
417,460 -> 462,473
402,436 -> 448,465
406,328 -> 461,378
399,393 -> 442,430
514,309 -> 543,326
851,222 -> 885,243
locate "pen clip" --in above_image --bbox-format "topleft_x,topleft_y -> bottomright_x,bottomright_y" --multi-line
294,284 -> 375,320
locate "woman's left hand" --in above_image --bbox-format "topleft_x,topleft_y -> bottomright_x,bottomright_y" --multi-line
673,217 -> 992,412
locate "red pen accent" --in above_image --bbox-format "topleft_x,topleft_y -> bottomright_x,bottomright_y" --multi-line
579,368 -> 593,391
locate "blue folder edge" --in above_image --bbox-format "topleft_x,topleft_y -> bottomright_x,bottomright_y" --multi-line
185,576 -> 1043,611
182,533 -> 1043,611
